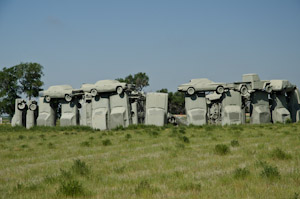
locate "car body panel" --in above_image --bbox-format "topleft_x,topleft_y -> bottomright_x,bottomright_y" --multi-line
40,85 -> 73,99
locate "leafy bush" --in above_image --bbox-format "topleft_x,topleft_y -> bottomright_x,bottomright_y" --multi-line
114,125 -> 125,131
292,192 -> 299,199
215,144 -> 230,155
179,136 -> 190,143
125,134 -> 132,139
233,167 -> 250,179
260,164 -> 280,179
48,142 -> 55,149
89,136 -> 94,140
58,180 -> 85,196
18,135 -> 25,140
71,159 -> 90,176
21,144 -> 28,148
270,147 -> 292,160
39,134 -> 46,139
102,139 -> 112,146
135,180 -> 151,193
286,118 -> 292,124
230,140 -> 240,147
80,141 -> 91,147
179,128 -> 186,134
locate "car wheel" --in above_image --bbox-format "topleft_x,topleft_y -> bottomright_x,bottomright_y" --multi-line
216,86 -> 225,94
265,85 -> 272,93
17,102 -> 26,110
91,89 -> 97,97
45,95 -> 51,103
29,103 -> 37,111
116,86 -> 124,94
240,85 -> 248,95
187,87 -> 195,95
65,94 -> 72,102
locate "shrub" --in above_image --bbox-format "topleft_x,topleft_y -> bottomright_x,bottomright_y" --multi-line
48,142 -> 55,149
80,141 -> 91,147
114,125 -> 125,131
89,136 -> 94,140
21,144 -> 28,148
270,147 -> 292,160
102,139 -> 112,146
233,167 -> 250,179
260,164 -> 280,179
215,144 -> 230,155
286,118 -> 292,123
231,140 -> 240,147
58,180 -> 85,196
179,136 -> 190,143
179,128 -> 186,134
125,134 -> 132,139
71,159 -> 90,176
18,135 -> 25,140
292,192 -> 299,199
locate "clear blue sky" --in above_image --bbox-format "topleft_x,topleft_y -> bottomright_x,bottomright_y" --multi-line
0,0 -> 299,92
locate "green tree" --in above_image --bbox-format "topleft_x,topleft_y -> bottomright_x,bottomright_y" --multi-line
0,67 -> 22,117
0,62 -> 44,117
158,88 -> 185,114
117,72 -> 149,91
16,62 -> 44,100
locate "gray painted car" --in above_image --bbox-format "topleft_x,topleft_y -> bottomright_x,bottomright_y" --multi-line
73,80 -> 127,96
39,85 -> 74,102
178,78 -> 249,96
178,78 -> 227,95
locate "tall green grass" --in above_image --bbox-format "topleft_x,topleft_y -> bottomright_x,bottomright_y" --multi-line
1,123 -> 300,198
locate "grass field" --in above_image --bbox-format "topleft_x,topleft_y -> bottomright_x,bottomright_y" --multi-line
0,123 -> 300,199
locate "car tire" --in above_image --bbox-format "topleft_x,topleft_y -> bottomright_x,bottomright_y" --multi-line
265,85 -> 272,93
187,87 -> 195,95
216,86 -> 225,94
29,103 -> 37,111
65,94 -> 72,102
116,86 -> 123,94
90,89 -> 98,97
17,102 -> 26,110
45,95 -> 51,103
240,85 -> 248,95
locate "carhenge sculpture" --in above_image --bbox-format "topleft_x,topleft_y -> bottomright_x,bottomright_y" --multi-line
177,74 -> 300,125
10,74 -> 300,129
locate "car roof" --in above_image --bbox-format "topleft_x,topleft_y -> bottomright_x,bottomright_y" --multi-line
95,79 -> 119,85
190,78 -> 214,84
48,85 -> 73,90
